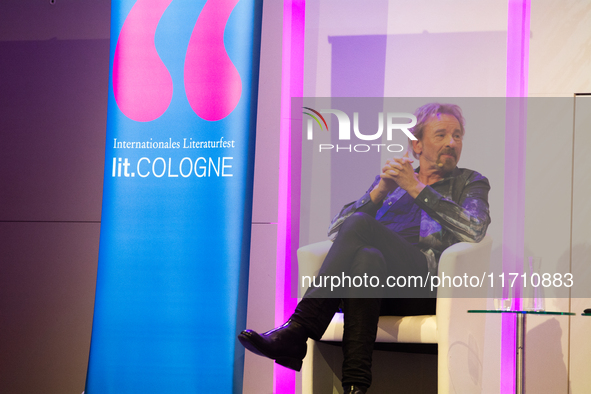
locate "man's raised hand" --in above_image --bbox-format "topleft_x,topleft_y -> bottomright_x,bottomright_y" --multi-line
370,151 -> 413,203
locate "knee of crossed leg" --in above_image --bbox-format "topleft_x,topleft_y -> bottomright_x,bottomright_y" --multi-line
339,212 -> 374,236
350,247 -> 386,278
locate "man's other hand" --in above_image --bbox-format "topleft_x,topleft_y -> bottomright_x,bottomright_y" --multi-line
371,151 -> 426,202
382,151 -> 418,191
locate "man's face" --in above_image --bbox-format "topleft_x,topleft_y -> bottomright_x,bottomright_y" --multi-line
412,113 -> 463,173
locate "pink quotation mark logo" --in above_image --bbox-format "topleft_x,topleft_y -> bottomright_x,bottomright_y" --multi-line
184,0 -> 242,121
113,0 -> 174,123
113,0 -> 242,122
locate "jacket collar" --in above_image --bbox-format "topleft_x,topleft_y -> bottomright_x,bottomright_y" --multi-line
414,166 -> 461,185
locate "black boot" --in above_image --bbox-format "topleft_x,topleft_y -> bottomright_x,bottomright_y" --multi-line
341,298 -> 381,390
343,384 -> 367,394
238,320 -> 308,371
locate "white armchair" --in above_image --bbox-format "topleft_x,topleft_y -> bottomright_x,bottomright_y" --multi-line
297,235 -> 493,394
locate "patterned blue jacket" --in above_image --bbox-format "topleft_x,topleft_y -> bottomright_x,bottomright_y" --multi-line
327,167 -> 491,276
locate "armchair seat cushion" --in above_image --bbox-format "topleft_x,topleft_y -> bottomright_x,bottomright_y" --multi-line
320,313 -> 438,343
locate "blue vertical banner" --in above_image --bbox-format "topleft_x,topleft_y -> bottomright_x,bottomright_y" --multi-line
85,1 -> 262,393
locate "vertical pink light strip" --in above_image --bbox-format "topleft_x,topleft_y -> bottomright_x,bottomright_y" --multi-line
274,1 -> 305,393
501,0 -> 530,392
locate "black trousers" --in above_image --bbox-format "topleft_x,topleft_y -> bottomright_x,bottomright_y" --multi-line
291,212 -> 435,389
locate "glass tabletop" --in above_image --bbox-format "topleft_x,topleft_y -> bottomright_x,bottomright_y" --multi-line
468,310 -> 575,315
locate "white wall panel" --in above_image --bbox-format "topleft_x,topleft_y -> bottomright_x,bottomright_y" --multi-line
529,0 -> 591,97
569,95 -> 591,393
243,224 -> 279,394
243,1 -> 284,392
522,98 -> 574,394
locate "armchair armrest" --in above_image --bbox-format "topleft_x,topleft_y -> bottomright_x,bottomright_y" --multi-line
297,240 -> 333,298
436,234 -> 493,393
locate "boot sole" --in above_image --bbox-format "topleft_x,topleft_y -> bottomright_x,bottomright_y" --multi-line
238,332 -> 303,372
275,356 -> 303,371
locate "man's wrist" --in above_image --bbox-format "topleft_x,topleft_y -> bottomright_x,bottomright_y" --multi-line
370,185 -> 388,203
406,181 -> 426,199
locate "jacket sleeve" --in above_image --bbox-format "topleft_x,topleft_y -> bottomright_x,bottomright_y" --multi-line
414,171 -> 491,243
326,176 -> 383,240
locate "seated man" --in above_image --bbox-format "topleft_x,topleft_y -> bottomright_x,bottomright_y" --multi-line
239,103 -> 491,394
